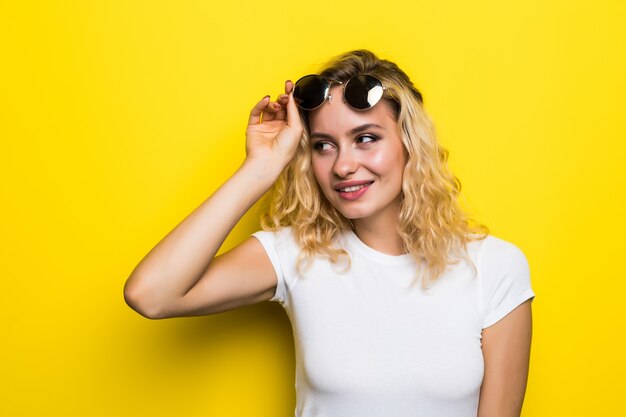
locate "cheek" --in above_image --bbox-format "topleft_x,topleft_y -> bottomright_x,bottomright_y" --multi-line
311,155 -> 329,187
368,149 -> 388,167
367,148 -> 400,176
368,143 -> 406,183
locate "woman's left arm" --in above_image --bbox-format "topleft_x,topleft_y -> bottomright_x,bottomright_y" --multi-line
477,299 -> 533,417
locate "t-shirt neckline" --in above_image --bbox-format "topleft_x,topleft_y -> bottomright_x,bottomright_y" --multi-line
344,229 -> 414,265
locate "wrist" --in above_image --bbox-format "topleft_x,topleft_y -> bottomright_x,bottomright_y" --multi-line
239,157 -> 285,187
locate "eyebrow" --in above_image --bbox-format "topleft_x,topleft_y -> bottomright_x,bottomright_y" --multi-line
310,123 -> 384,140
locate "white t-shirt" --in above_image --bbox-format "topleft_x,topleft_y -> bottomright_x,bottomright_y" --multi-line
252,226 -> 535,417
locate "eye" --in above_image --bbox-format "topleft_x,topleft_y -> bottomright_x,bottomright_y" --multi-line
356,134 -> 378,144
313,141 -> 335,152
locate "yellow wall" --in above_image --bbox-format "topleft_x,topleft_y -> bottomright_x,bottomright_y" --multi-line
2,1 -> 625,416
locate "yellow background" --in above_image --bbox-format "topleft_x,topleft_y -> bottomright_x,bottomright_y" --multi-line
2,0 -> 625,416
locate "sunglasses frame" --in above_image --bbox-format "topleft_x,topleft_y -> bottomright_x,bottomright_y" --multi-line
293,74 -> 389,111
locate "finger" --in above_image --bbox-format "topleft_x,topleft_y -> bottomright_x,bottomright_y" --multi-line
274,93 -> 289,120
285,85 -> 303,132
248,95 -> 271,125
262,101 -> 282,122
274,79 -> 295,122
285,79 -> 294,95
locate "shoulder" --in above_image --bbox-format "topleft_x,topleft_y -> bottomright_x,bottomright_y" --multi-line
252,226 -> 296,245
473,235 -> 534,328
251,226 -> 302,261
477,235 -> 529,274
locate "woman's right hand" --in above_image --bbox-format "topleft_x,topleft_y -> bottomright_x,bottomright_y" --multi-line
244,80 -> 304,169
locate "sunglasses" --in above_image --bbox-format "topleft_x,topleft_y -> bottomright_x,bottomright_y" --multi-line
293,74 -> 388,111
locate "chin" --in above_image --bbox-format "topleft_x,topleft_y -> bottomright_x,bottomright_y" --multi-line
334,206 -> 372,220
323,194 -> 381,221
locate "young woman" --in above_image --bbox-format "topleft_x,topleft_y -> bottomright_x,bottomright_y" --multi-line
124,49 -> 535,417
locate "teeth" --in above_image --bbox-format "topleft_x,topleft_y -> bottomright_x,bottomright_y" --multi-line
339,183 -> 369,192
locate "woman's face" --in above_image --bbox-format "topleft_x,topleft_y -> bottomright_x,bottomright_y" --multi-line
308,85 -> 406,229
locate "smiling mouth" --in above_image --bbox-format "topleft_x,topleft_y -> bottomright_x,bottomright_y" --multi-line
336,182 -> 373,192
334,181 -> 374,200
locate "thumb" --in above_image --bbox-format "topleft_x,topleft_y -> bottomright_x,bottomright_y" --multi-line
286,88 -> 304,134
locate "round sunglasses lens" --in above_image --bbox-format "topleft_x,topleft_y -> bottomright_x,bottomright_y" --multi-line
344,75 -> 384,110
293,75 -> 328,110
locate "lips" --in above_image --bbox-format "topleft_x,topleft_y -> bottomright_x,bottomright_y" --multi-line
334,180 -> 374,192
334,180 -> 374,201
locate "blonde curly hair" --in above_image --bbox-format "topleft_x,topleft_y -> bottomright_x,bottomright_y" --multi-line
259,49 -> 488,290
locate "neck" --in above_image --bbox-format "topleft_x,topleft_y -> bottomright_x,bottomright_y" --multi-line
351,215 -> 406,256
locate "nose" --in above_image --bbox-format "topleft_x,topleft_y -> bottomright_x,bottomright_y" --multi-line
333,146 -> 359,178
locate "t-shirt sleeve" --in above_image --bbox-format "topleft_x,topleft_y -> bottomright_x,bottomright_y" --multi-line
478,237 -> 535,329
251,229 -> 287,305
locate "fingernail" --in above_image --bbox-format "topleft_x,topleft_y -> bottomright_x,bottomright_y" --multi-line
286,80 -> 292,84
264,95 -> 270,99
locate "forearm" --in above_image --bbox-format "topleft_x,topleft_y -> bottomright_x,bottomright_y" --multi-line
123,158 -> 281,314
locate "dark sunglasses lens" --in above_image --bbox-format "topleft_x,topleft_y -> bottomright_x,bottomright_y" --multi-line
344,75 -> 384,110
293,75 -> 328,110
